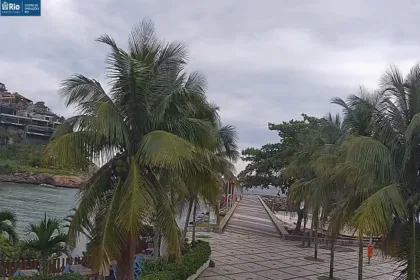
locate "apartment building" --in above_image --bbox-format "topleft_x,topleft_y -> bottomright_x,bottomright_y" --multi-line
0,91 -> 61,144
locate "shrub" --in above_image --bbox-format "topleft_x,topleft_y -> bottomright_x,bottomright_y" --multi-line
17,275 -> 87,280
141,240 -> 211,280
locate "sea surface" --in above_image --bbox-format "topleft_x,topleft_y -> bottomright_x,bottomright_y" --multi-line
0,182 -> 278,257
0,182 -> 198,256
0,182 -> 82,255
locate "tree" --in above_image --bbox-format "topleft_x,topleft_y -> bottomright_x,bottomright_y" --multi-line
338,64 -> 420,280
0,211 -> 18,244
33,101 -> 51,114
0,83 -> 7,93
45,19 -> 230,280
239,114 -> 325,233
328,92 -> 381,280
180,124 -> 239,243
24,213 -> 67,276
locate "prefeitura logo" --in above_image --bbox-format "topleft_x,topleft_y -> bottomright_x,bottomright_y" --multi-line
1,0 -> 21,15
1,0 -> 40,16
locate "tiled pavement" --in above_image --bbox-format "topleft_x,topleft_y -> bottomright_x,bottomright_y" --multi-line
197,196 -> 400,280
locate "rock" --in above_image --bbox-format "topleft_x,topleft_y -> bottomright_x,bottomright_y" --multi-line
0,172 -> 86,188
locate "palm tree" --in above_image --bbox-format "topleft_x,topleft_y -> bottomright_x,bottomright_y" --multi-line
0,210 -> 18,244
180,123 -> 239,243
44,19 -> 229,280
329,92 -> 381,280
24,213 -> 67,276
337,64 -> 420,279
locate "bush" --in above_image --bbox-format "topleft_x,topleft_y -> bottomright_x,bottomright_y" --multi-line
17,275 -> 87,280
142,240 -> 211,280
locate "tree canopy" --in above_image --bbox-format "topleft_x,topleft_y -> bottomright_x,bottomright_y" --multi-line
238,113 -> 325,190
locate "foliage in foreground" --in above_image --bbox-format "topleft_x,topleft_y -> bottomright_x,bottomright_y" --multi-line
239,63 -> 420,280
12,274 -> 87,280
141,240 -> 211,280
48,18 -> 236,280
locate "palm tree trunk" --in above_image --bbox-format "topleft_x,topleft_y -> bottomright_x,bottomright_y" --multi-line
192,200 -> 197,243
314,208 -> 319,259
308,214 -> 314,247
302,209 -> 307,246
160,236 -> 169,260
294,208 -> 304,233
41,255 -> 48,276
153,224 -> 160,258
128,235 -> 136,280
411,208 -> 416,280
358,238 -> 363,280
182,199 -> 194,238
329,233 -> 335,279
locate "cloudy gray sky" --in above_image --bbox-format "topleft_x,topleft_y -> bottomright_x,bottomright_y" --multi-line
1,0 -> 419,172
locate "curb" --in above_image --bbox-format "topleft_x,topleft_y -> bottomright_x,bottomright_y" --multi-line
218,200 -> 240,233
258,196 -> 289,238
186,260 -> 210,280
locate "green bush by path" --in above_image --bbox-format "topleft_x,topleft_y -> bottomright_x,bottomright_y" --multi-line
14,275 -> 87,280
142,240 -> 211,280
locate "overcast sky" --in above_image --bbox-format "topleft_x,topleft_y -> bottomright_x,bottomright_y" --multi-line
1,0 -> 419,173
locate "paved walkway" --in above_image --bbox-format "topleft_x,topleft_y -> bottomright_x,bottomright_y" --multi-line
197,196 -> 399,280
224,196 -> 280,238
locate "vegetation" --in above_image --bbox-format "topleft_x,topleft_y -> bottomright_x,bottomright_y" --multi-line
23,213 -> 68,276
0,210 -> 18,243
10,275 -> 87,280
239,63 -> 420,280
142,240 -> 211,280
43,19 -> 237,280
0,130 -> 79,176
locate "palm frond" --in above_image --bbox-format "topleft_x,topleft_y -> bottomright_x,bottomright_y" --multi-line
351,184 -> 406,235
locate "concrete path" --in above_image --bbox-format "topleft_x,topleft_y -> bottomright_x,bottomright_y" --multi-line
224,196 -> 279,238
197,195 -> 399,280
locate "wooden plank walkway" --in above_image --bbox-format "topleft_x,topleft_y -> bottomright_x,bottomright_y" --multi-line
224,196 -> 280,238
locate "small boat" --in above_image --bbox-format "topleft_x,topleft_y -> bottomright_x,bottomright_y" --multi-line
39,183 -> 56,189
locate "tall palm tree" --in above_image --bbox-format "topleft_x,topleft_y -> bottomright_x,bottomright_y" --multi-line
44,19 -> 227,280
24,213 -> 67,276
329,92 -> 381,280
339,64 -> 420,280
180,123 -> 239,242
0,210 -> 18,244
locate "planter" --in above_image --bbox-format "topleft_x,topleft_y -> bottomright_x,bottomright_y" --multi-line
186,260 -> 210,280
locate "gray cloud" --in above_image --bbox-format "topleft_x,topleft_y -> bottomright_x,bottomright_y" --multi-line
1,0 -> 420,172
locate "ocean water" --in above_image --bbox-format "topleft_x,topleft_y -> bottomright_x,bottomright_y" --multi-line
0,182 -> 196,256
241,186 -> 284,196
0,182 -> 79,235
0,182 -> 85,255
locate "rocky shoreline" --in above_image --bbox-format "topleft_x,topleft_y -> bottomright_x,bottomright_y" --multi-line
0,172 -> 86,188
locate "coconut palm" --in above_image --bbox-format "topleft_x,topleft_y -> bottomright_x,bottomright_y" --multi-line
337,64 -> 420,280
44,19 -> 228,280
180,123 -> 239,242
24,213 -> 67,276
286,114 -> 345,279
329,92 -> 382,280
0,210 -> 18,244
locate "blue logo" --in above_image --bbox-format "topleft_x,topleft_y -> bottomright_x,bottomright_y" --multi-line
1,0 -> 41,16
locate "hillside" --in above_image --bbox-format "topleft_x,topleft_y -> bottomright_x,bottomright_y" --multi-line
0,128 -> 88,187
